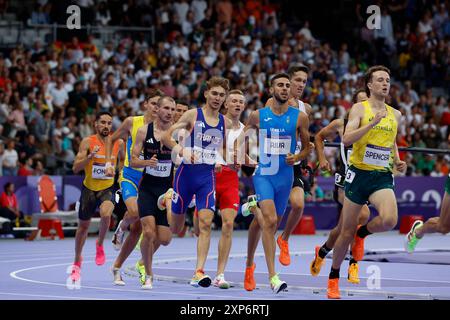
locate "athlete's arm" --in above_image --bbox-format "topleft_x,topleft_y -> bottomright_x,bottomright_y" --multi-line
234,110 -> 259,166
161,109 -> 195,156
72,137 -> 93,174
292,112 -> 310,163
105,116 -> 133,175
304,103 -> 312,117
344,102 -> 388,146
131,126 -> 157,168
315,119 -> 343,171
116,139 -> 125,172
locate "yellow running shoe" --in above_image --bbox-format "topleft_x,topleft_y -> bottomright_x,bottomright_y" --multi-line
135,261 -> 146,285
310,246 -> 325,276
135,232 -> 143,251
347,263 -> 360,284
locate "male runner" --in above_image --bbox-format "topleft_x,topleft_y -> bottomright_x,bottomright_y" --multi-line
130,96 -> 176,289
311,89 -> 370,283
235,73 -> 310,293
70,111 -> 124,282
327,66 -> 406,299
174,101 -> 189,123
161,76 -> 232,288
106,89 -> 163,284
405,134 -> 450,252
193,90 -> 247,288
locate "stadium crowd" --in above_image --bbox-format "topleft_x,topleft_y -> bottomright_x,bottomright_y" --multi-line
0,0 -> 448,179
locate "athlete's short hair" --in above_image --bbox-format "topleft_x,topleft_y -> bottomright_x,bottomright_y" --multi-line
145,88 -> 164,101
95,111 -> 112,121
287,64 -> 309,77
158,95 -> 176,106
352,88 -> 367,103
364,65 -> 390,97
270,73 -> 290,87
206,76 -> 230,92
228,89 -> 244,96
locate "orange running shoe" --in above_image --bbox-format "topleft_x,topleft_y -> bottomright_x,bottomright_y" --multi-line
327,278 -> 341,299
244,263 -> 256,291
351,225 -> 365,261
310,246 -> 325,276
277,235 -> 290,266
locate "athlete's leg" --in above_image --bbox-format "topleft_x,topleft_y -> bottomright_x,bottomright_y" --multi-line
97,200 -> 114,246
113,219 -> 142,269
196,208 -> 214,272
140,215 -> 156,277
281,186 -> 305,241
74,219 -> 90,264
416,192 -> 450,237
366,189 -> 398,233
121,196 -> 140,230
259,199 -> 279,279
217,208 -> 237,276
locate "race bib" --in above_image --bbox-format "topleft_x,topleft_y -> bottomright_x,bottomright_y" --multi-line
263,137 -> 291,155
146,160 -> 172,177
192,146 -> 218,164
335,173 -> 343,184
345,169 -> 356,183
92,164 -> 112,180
363,144 -> 390,167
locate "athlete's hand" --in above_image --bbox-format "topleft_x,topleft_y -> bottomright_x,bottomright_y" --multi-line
308,142 -> 315,154
214,163 -> 222,173
285,153 -> 296,166
146,154 -> 158,168
105,164 -> 115,177
394,159 -> 407,173
371,109 -> 387,127
182,148 -> 199,164
319,159 -> 331,172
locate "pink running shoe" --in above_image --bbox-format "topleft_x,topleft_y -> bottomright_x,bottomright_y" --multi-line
70,264 -> 81,282
95,240 -> 106,266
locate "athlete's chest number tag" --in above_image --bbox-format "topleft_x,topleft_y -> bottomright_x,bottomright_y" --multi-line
264,138 -> 291,155
146,160 -> 172,177
335,173 -> 343,184
363,144 -> 390,167
92,164 -> 112,180
345,169 -> 356,183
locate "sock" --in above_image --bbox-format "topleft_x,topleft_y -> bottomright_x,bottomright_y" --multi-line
329,268 -> 340,279
319,244 -> 331,259
74,261 -> 82,268
349,258 -> 357,266
356,225 -> 372,239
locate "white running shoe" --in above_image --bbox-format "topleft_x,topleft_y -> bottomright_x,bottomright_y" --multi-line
213,273 -> 230,289
157,188 -> 174,211
141,275 -> 153,290
112,220 -> 125,251
111,267 -> 125,286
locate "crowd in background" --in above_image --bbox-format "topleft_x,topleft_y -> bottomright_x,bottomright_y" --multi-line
0,0 -> 448,180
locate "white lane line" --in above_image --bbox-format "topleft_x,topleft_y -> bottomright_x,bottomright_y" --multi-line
0,292 -> 112,300
9,260 -> 263,300
1,255 -> 94,263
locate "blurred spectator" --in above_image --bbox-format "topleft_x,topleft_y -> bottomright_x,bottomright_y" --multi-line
2,140 -> 18,176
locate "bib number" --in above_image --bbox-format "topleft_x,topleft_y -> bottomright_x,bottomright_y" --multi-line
345,169 -> 356,183
192,146 -> 218,164
92,164 -> 112,180
363,144 -> 390,167
335,173 -> 343,184
263,137 -> 291,155
146,160 -> 172,177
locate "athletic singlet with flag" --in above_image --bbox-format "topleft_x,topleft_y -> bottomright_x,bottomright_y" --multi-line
256,106 -> 299,175
122,115 -> 145,176
183,107 -> 225,169
349,100 -> 397,172
84,135 -> 120,191
141,122 -> 173,189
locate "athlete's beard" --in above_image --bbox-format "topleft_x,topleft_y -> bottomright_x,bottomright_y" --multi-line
273,92 -> 288,104
100,129 -> 109,137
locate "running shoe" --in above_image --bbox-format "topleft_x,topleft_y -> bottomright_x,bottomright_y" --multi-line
142,275 -> 153,290
111,267 -> 125,286
190,269 -> 211,288
327,278 -> 340,299
70,264 -> 81,282
310,246 -> 325,276
95,239 -> 105,266
347,263 -> 360,284
135,232 -> 143,251
404,220 -> 424,253
351,225 -> 365,261
157,188 -> 174,211
135,261 -> 146,285
244,263 -> 256,291
241,195 -> 257,217
213,273 -> 230,289
112,220 -> 125,251
270,274 -> 287,294
277,235 -> 290,266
